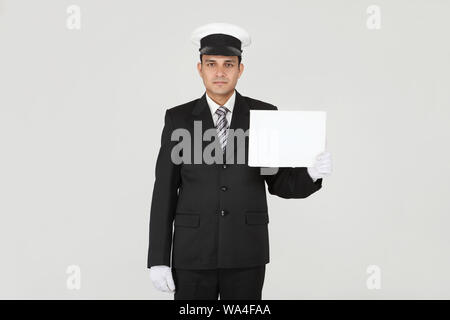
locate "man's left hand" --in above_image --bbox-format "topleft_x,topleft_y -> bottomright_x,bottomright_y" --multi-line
307,151 -> 332,182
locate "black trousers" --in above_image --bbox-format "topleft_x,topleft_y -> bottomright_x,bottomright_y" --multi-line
172,265 -> 266,300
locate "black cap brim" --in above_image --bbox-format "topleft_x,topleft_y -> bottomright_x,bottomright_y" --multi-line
199,45 -> 242,56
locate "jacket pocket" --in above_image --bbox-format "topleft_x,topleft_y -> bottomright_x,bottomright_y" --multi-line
174,213 -> 200,228
245,211 -> 269,225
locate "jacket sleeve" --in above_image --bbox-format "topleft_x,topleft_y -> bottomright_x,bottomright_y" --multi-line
265,167 -> 323,199
147,109 -> 181,268
263,105 -> 323,199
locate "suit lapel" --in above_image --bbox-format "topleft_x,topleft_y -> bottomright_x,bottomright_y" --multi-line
192,91 -> 215,131
229,89 -> 250,132
226,90 -> 250,163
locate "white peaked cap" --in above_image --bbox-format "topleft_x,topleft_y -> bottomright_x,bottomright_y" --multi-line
190,22 -> 251,47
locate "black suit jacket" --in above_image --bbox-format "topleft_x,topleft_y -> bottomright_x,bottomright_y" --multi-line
147,90 -> 323,269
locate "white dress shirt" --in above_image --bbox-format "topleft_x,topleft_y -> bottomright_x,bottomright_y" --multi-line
205,89 -> 236,128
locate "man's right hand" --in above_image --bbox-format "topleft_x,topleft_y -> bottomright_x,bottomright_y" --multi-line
149,265 -> 176,293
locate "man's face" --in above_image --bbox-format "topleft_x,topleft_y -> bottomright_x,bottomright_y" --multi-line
197,55 -> 244,96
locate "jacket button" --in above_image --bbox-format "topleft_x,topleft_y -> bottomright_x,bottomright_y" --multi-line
223,164 -> 227,169
220,210 -> 226,216
221,186 -> 227,191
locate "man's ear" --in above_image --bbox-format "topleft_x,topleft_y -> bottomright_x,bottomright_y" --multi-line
238,63 -> 244,78
197,62 -> 202,76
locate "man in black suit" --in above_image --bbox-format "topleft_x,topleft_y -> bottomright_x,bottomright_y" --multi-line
147,23 -> 332,300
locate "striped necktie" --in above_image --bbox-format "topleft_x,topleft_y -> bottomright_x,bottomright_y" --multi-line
215,106 -> 230,151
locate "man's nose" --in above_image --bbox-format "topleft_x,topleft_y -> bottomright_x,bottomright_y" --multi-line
215,65 -> 226,76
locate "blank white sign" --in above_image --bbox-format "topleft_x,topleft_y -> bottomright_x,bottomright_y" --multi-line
248,110 -> 327,167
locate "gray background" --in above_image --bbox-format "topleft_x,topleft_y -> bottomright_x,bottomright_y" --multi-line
1,0 -> 449,299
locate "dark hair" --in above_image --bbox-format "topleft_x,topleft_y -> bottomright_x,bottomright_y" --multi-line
200,54 -> 242,66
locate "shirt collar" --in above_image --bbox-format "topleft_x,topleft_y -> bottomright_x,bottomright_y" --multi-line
205,89 -> 236,117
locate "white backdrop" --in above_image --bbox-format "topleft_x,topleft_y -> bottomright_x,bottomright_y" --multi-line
1,0 -> 449,299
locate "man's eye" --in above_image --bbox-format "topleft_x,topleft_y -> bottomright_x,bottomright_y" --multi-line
207,63 -> 214,67
226,64 -> 233,67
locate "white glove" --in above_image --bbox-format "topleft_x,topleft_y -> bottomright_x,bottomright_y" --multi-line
149,265 -> 176,293
307,151 -> 332,182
